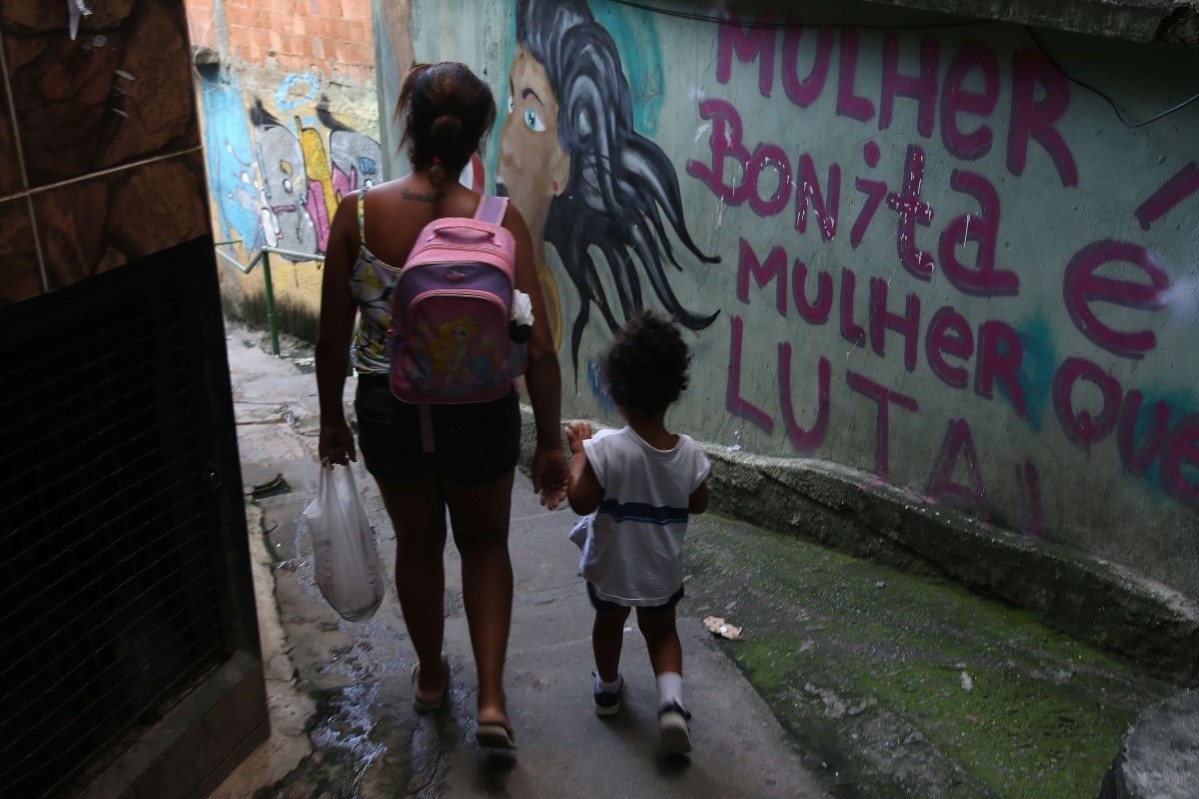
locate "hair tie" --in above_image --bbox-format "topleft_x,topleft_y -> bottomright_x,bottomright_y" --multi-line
432,157 -> 442,165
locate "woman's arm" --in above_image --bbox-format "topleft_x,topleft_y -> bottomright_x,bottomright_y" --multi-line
315,192 -> 362,465
506,203 -> 568,508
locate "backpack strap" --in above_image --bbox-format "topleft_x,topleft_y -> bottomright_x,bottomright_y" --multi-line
473,195 -> 509,225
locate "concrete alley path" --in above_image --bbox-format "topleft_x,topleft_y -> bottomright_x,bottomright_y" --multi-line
213,324 -> 832,799
211,324 -> 1186,799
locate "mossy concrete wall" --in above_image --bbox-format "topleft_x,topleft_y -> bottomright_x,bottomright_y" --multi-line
388,0 -> 1199,674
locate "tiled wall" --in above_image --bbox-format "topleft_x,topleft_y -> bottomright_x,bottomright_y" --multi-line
0,0 -> 210,305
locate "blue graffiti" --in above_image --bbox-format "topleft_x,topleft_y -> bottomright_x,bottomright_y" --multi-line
595,0 -> 666,136
587,358 -> 617,413
276,72 -> 321,111
199,67 -> 263,250
1124,387 -> 1199,497
1012,315 -> 1057,432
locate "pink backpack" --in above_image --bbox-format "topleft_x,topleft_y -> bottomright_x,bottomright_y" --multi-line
387,196 -> 517,449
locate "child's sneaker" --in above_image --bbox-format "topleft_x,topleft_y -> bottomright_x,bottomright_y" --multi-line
658,702 -> 692,754
593,675 -> 624,717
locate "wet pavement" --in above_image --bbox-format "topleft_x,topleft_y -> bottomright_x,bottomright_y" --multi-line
213,324 -> 1190,799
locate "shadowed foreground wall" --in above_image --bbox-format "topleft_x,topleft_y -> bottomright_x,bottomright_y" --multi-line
0,0 -> 266,795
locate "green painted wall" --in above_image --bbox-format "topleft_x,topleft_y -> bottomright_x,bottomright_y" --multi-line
375,0 -> 1199,600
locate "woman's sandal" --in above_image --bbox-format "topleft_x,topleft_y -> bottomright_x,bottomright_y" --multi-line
411,654 -> 449,713
474,720 -> 517,750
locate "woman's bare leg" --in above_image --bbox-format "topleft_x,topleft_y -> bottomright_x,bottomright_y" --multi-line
445,469 -> 515,727
377,476 -> 448,703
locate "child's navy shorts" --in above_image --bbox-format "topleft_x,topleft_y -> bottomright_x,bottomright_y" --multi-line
587,582 -> 684,614
354,374 -> 520,485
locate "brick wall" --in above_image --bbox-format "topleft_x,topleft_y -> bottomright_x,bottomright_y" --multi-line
185,0 -> 374,84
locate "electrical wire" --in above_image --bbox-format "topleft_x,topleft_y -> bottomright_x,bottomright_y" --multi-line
607,0 -> 986,30
1022,25 -> 1199,128
606,0 -> 1199,128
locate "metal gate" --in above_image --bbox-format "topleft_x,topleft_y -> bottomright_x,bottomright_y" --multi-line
0,236 -> 266,799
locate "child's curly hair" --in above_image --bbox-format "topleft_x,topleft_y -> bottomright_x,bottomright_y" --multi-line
603,310 -> 690,414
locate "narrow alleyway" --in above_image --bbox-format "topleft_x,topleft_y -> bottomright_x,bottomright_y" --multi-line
214,324 -> 1181,799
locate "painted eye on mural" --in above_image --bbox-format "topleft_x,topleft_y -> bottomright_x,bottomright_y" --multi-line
507,95 -> 514,114
282,178 -> 293,194
524,108 -> 545,132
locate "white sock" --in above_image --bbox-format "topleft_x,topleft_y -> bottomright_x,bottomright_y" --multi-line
657,672 -> 684,711
596,673 -> 623,694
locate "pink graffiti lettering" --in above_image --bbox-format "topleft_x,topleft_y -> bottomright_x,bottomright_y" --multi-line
924,306 -> 974,390
1134,161 -> 1199,231
1046,360 -> 1198,506
837,27 -> 875,123
940,41 -> 1000,160
709,20 -> 1060,180
691,100 -> 1016,283
793,260 -> 834,325
749,143 -> 794,216
796,154 -> 840,241
840,267 -> 868,347
306,181 -> 331,253
717,11 -> 777,98
1161,415 -> 1199,511
886,144 -> 936,280
1063,239 -> 1170,360
1008,49 -> 1078,187
938,170 -> 1018,297
869,277 -> 921,372
926,418 -> 987,511
739,238 -> 1026,421
847,370 -> 919,479
737,238 -> 788,317
690,101 -> 846,230
726,315 -> 774,432
976,320 -> 1027,420
851,176 -> 888,248
1016,460 -> 1045,536
1052,357 -> 1122,451
782,24 -> 833,107
880,33 -> 939,139
1117,390 -> 1172,476
687,98 -> 753,205
779,345 -> 831,452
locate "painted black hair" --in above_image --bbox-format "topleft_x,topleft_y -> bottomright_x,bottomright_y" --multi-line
517,0 -> 720,377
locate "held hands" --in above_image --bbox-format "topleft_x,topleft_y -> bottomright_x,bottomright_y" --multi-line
532,443 -> 569,510
564,421 -> 593,456
319,421 -> 357,466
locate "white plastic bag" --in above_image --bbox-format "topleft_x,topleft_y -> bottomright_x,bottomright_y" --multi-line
303,462 -> 385,622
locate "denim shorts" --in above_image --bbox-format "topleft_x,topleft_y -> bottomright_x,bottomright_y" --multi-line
586,582 -> 685,614
354,374 -> 520,485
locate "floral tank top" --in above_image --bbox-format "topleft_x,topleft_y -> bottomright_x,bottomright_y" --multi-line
349,186 -> 400,375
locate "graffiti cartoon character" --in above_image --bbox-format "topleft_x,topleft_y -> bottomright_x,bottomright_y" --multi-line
499,0 -> 720,378
251,99 -> 319,257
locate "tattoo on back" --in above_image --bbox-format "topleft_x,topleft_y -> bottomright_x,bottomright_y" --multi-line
402,189 -> 447,203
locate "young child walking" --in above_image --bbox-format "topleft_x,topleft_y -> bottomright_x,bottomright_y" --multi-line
565,310 -> 712,755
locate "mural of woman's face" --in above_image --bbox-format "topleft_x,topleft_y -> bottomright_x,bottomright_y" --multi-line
498,47 -> 571,235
